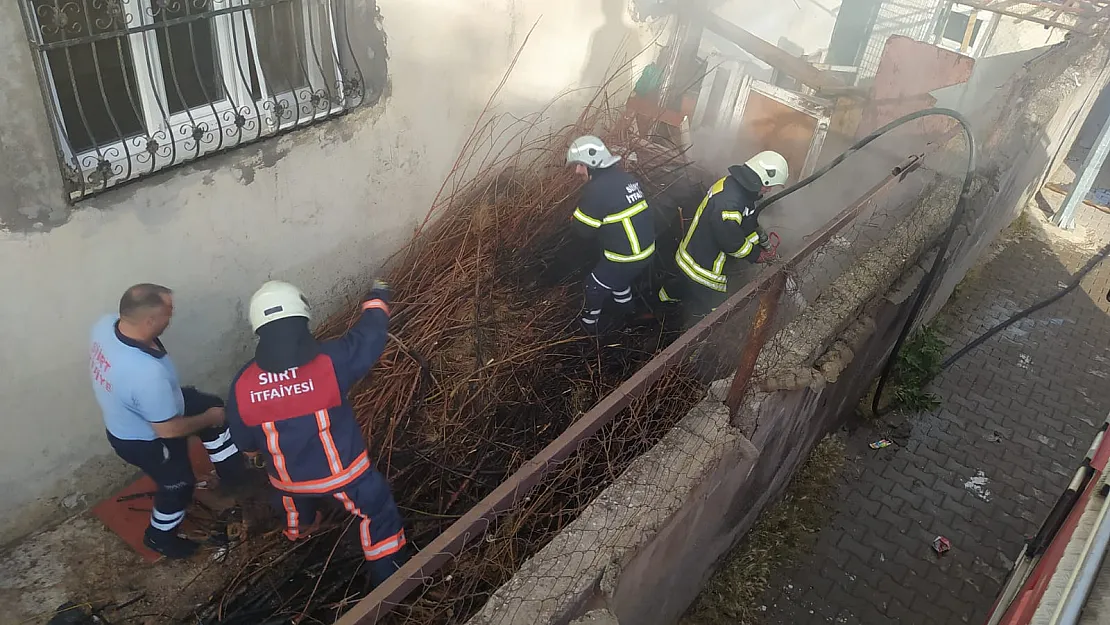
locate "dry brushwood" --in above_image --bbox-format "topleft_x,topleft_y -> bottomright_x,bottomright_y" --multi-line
197,77 -> 708,625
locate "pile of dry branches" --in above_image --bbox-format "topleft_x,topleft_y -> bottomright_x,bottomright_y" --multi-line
199,78 -> 707,625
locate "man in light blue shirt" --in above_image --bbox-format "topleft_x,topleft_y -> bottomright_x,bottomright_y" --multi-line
90,283 -> 243,558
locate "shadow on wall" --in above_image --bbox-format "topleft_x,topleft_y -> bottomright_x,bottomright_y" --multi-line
923,42 -> 1107,321
580,0 -> 645,89
350,0 -> 390,109
925,120 -> 1054,319
1076,81 -> 1110,150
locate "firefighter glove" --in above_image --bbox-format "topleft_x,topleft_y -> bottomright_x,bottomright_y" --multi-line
366,279 -> 392,306
756,231 -> 781,264
757,229 -> 776,249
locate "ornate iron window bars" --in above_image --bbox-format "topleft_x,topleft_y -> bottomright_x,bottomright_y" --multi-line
19,0 -> 366,201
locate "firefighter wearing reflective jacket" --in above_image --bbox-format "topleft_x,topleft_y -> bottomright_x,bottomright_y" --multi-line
658,151 -> 789,318
568,135 -> 656,333
225,280 -> 409,587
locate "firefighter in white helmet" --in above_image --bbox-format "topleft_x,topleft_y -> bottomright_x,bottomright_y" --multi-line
658,150 -> 789,319
567,135 -> 657,334
224,279 -> 410,588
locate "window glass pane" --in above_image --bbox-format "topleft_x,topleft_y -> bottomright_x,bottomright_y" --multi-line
152,0 -> 225,114
243,25 -> 263,101
252,0 -> 310,95
305,2 -> 338,93
32,0 -> 145,154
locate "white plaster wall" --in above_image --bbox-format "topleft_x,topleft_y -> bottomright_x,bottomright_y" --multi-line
702,0 -> 841,73
0,0 -> 662,543
983,16 -> 1067,58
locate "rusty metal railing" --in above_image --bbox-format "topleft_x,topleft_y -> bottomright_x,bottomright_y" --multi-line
335,142 -> 947,625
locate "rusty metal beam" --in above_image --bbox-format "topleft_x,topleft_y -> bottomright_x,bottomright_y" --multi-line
977,0 -> 1098,14
685,5 -> 848,93
335,140 -> 954,624
1043,0 -> 1104,17
956,0 -> 1094,32
1047,0 -> 1075,35
726,272 -> 786,420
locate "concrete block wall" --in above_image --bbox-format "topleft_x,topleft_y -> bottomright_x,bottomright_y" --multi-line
463,221 -> 937,625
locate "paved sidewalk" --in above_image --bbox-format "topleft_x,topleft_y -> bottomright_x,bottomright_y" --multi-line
759,199 -> 1110,625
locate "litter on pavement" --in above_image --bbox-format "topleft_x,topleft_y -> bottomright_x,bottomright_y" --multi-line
933,535 -> 952,555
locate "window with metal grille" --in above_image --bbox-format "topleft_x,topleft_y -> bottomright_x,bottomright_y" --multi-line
20,0 -> 368,200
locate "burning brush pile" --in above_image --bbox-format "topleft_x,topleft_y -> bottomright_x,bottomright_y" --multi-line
197,91 -> 710,624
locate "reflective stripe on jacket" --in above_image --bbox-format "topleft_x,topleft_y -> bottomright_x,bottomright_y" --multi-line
675,175 -> 762,292
571,166 -> 656,264
226,300 -> 390,494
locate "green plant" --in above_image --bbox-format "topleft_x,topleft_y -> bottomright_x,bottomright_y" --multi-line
682,436 -> 847,625
888,325 -> 945,412
1007,209 -> 1035,239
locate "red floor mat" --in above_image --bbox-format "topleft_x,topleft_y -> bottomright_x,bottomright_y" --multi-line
90,438 -> 219,562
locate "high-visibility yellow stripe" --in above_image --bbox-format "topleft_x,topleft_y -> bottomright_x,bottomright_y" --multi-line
676,253 -> 728,292
728,231 -> 762,259
602,200 -> 649,223
672,177 -> 735,293
713,252 -> 727,275
721,210 -> 744,224
678,246 -> 726,284
678,178 -> 728,254
605,243 -> 655,263
594,200 -> 651,262
573,208 -> 602,228
658,286 -> 679,302
676,248 -> 727,287
622,219 -> 641,254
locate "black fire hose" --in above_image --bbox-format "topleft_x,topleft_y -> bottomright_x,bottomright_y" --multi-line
938,240 -> 1110,372
753,107 -> 978,415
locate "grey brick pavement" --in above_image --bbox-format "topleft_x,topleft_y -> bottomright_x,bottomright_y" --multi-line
759,204 -> 1110,625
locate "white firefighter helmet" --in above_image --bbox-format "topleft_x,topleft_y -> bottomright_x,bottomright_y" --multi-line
567,135 -> 622,169
744,150 -> 790,187
249,280 -> 310,332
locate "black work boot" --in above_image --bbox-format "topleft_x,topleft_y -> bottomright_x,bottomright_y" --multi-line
144,527 -> 200,559
213,457 -> 248,490
361,545 -> 413,588
578,307 -> 608,336
218,459 -> 269,500
612,296 -> 634,317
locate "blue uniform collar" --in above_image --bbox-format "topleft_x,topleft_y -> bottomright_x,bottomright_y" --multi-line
114,320 -> 168,359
